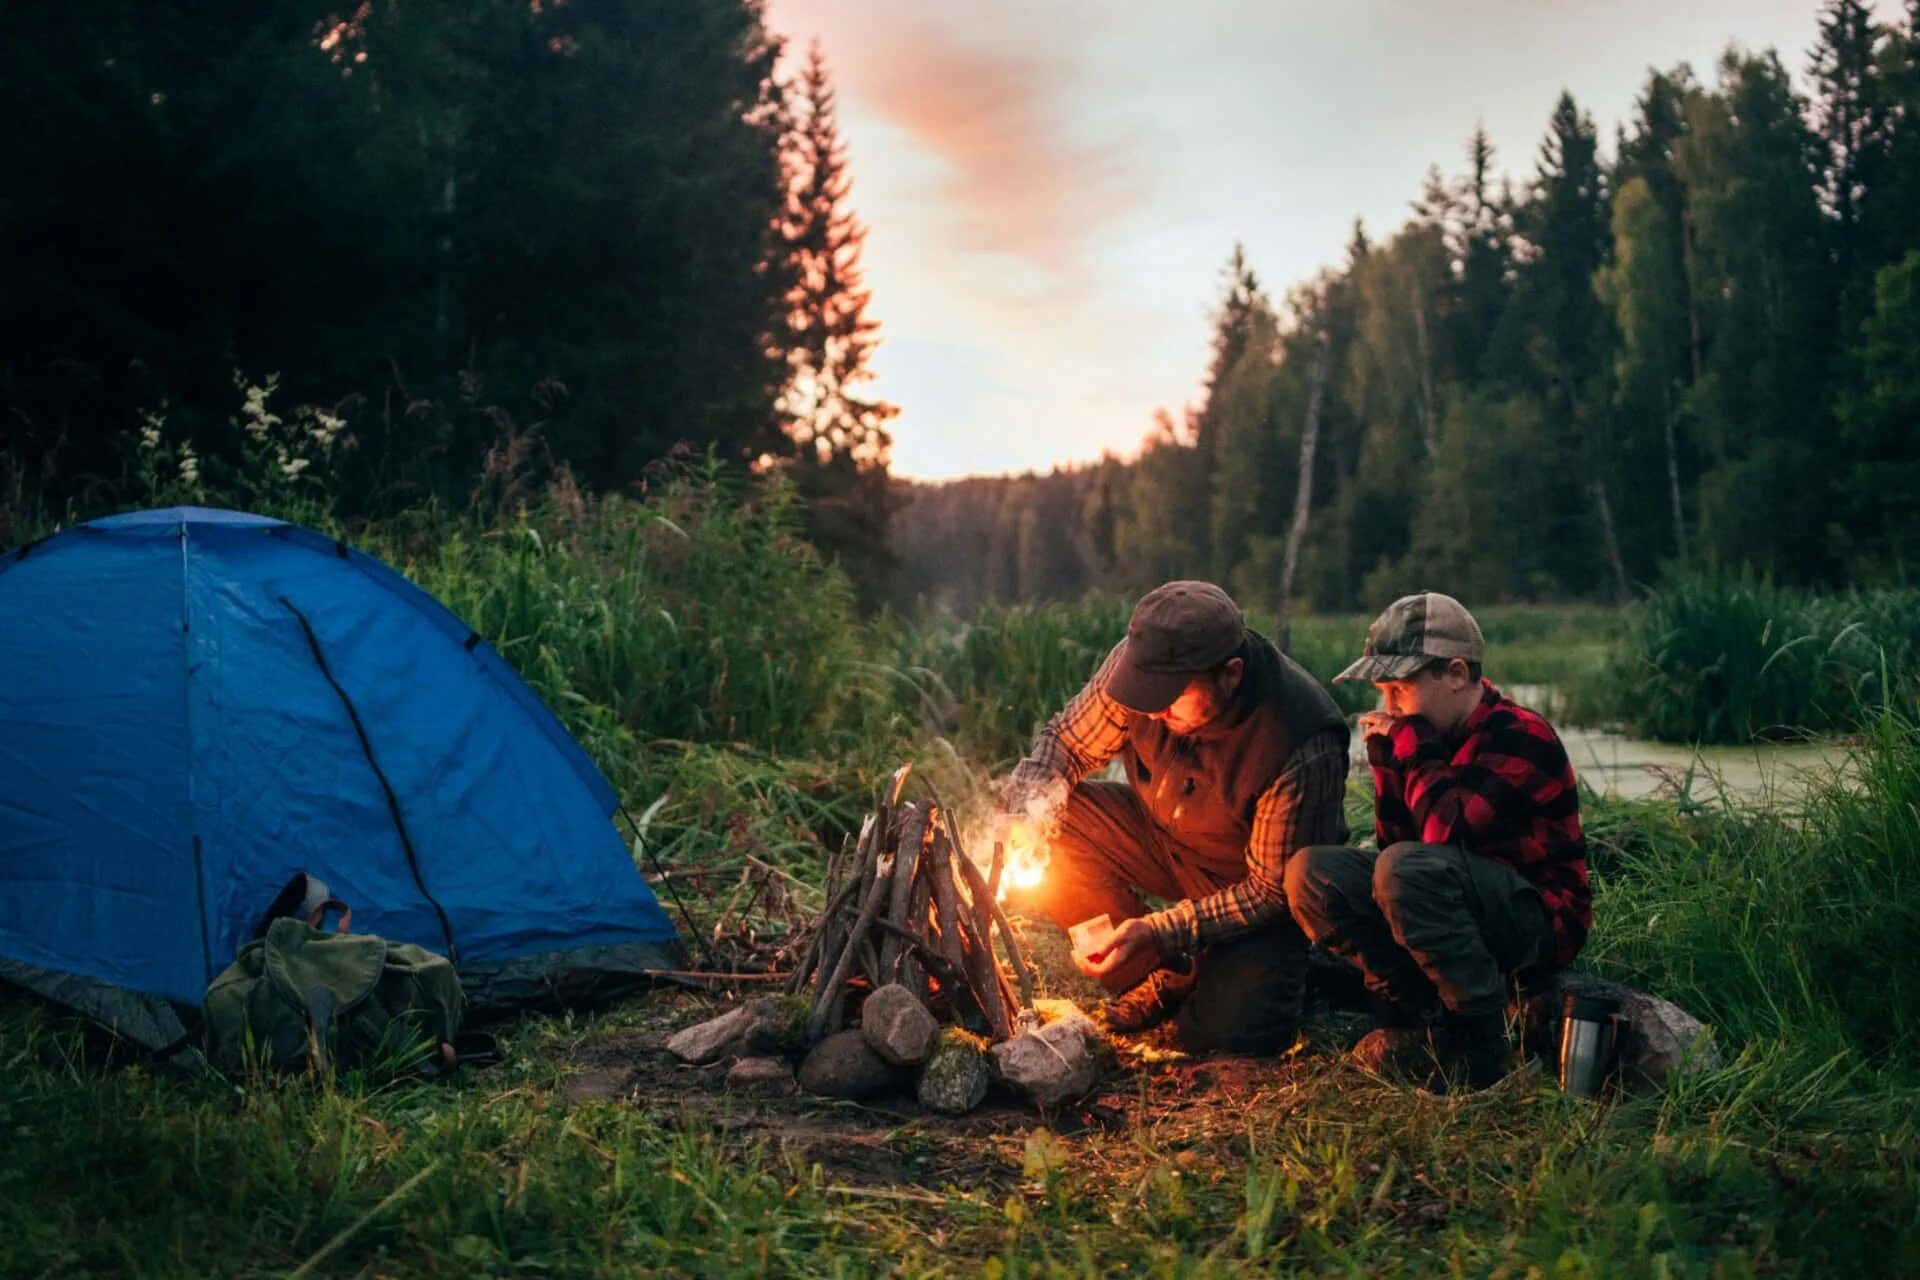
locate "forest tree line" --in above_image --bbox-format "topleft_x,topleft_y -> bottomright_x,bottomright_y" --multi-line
896,1 -> 1920,622
0,0 -> 895,599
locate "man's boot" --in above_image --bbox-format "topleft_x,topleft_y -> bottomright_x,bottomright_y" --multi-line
1096,963 -> 1197,1034
1349,994 -> 1443,1077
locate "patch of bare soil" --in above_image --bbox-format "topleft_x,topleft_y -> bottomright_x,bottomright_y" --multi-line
540,912 -> 1379,1192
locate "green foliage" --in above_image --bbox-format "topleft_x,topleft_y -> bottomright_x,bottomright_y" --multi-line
2,0 -> 794,509
1835,249 -> 1920,578
1581,567 -> 1920,741
1586,707 -> 1920,1064
895,597 -> 1133,765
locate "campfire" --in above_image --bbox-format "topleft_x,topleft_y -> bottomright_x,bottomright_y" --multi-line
786,764 -> 1039,1044
664,764 -> 1106,1114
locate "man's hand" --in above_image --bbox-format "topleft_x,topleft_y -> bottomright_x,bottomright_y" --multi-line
1078,917 -> 1161,981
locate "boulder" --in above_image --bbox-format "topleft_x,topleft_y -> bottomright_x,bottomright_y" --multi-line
725,1056 -> 796,1096
798,1029 -> 908,1101
666,997 -> 786,1066
991,1013 -> 1103,1107
861,983 -> 940,1067
917,1030 -> 991,1115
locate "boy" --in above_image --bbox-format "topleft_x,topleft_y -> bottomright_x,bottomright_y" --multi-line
1284,591 -> 1590,1089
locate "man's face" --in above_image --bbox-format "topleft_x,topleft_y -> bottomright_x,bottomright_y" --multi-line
1148,659 -> 1242,735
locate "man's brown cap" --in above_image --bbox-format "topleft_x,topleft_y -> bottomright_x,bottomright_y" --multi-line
1107,581 -> 1246,713
1335,591 -> 1484,683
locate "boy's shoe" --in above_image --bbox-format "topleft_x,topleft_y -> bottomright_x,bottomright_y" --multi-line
1096,965 -> 1197,1034
1351,1012 -> 1511,1091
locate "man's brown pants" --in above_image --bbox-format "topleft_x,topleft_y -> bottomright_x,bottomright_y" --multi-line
1020,780 -> 1324,1054
1284,842 -> 1553,1019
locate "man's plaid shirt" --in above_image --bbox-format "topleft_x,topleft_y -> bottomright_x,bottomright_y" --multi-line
1367,681 -> 1591,967
1006,646 -> 1350,954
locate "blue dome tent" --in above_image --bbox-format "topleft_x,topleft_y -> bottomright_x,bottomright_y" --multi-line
0,507 -> 681,1047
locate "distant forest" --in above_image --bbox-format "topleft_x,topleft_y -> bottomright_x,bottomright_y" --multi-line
5,3 -> 1918,624
897,2 -> 1920,619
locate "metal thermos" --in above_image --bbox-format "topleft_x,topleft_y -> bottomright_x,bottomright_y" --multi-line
1558,993 -> 1620,1097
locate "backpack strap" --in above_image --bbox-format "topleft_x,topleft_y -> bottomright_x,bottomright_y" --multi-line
252,872 -> 351,940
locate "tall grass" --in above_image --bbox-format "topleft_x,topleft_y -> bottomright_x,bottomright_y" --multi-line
892,598 -> 1132,764
1580,567 -> 1920,742
1584,706 -> 1920,1067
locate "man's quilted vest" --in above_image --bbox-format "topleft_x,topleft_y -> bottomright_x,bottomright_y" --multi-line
1119,630 -> 1347,862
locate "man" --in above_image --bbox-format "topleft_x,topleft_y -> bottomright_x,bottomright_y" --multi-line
998,581 -> 1350,1053
1284,591 -> 1590,1090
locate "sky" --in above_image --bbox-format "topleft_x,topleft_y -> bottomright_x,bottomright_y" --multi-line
763,1 -> 1896,481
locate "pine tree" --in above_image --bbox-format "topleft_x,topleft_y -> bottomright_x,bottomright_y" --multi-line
1674,51 -> 1832,576
1809,0 -> 1890,304
778,41 -> 899,606
1516,93 -> 1617,595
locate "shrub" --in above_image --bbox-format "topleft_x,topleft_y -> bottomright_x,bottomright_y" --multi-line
1579,566 -> 1920,742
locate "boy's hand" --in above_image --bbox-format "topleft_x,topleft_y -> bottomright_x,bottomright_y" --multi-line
1356,710 -> 1398,741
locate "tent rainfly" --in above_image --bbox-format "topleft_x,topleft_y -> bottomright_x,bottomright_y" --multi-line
0,507 -> 681,1048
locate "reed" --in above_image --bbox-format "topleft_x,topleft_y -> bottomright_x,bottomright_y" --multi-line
1579,566 -> 1920,742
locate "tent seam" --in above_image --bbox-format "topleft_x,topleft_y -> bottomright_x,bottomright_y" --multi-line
180,523 -> 215,988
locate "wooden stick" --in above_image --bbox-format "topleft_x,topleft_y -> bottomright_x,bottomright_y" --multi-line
873,919 -> 969,998
986,840 -> 1006,906
948,814 -> 1037,1011
927,828 -> 968,978
642,969 -> 791,983
880,803 -> 929,978
954,888 -> 1011,1040
809,814 -> 878,1004
806,851 -> 896,1043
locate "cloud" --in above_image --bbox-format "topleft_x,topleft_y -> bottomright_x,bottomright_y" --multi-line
772,2 -> 1141,272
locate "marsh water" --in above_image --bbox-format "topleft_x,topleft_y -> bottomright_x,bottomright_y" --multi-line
1347,683 -> 1853,808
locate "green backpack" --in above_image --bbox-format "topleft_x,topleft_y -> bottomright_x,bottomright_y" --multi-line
203,915 -> 466,1075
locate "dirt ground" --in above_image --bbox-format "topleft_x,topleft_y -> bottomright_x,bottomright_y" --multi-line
541,912 -> 1380,1197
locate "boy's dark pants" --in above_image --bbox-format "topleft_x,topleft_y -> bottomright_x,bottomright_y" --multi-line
1023,780 -> 1331,1054
1283,842 -> 1553,1020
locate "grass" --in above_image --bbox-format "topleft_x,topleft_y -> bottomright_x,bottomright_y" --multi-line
5,484 -> 1920,1275
1577,567 -> 1920,743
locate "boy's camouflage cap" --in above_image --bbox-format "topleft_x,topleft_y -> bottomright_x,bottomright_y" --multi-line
1336,591 -> 1484,683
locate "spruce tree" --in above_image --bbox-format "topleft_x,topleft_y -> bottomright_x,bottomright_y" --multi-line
1809,0 -> 1890,304
778,41 -> 899,606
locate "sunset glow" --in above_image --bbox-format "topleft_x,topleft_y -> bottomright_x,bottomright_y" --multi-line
767,0 -> 1896,480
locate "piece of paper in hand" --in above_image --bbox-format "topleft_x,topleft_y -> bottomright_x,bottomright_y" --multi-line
1069,913 -> 1114,960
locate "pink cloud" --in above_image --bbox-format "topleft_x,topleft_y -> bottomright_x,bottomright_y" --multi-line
770,2 -> 1139,268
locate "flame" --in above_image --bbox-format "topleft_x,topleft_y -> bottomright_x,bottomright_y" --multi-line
996,817 -> 1049,900
1003,845 -> 1047,893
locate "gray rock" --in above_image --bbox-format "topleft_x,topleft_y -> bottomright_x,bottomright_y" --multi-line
861,984 -> 940,1067
666,997 -> 785,1066
797,1029 -> 908,1100
1616,990 -> 1722,1086
725,1056 -> 796,1096
991,1013 -> 1103,1107
917,1031 -> 991,1114
1521,974 -> 1721,1092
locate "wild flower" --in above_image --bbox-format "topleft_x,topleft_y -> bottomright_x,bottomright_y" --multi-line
282,456 -> 310,478
241,381 -> 282,442
309,411 -> 346,449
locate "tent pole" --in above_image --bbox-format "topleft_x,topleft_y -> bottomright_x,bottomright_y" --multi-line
618,804 -> 716,970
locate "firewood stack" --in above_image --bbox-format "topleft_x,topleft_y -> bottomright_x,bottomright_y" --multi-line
786,765 -> 1038,1046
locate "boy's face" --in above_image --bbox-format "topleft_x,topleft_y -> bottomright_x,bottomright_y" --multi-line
1374,659 -> 1479,734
